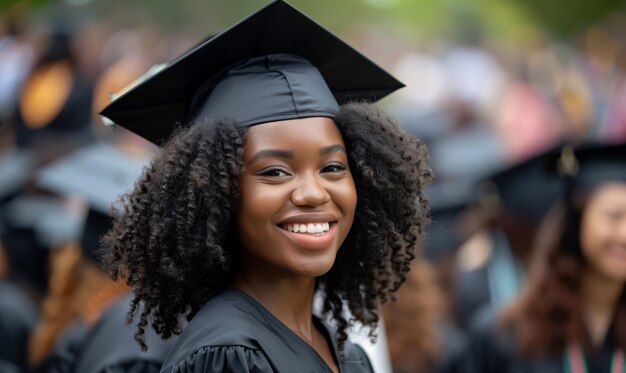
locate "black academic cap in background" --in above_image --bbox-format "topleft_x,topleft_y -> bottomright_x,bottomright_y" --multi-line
100,0 -> 404,144
36,143 -> 148,216
485,147 -> 564,226
550,142 -> 626,191
35,143 -> 148,263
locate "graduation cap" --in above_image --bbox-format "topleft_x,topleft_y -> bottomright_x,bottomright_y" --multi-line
35,142 -> 149,262
549,142 -> 626,256
424,182 -> 478,260
484,146 -> 564,226
100,0 -> 404,144
552,142 -> 626,191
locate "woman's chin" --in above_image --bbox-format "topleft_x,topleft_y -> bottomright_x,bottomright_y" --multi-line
293,257 -> 336,278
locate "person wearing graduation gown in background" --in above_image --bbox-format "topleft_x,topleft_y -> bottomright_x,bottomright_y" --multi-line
463,142 -> 626,373
383,258 -> 468,373
29,142 -> 176,373
98,1 -> 433,372
380,182 -> 476,373
0,205 -> 50,373
9,27 -> 92,162
453,148 -> 564,330
0,244 -> 40,373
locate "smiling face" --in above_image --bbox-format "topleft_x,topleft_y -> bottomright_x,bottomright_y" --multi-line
580,182 -> 626,282
236,117 -> 357,279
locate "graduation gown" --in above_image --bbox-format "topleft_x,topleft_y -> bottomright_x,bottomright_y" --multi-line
32,320 -> 88,373
160,289 -> 374,373
34,295 -> 176,373
71,295 -> 177,373
462,321 -> 619,373
0,281 -> 39,371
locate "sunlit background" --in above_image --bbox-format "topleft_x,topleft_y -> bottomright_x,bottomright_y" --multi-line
1,0 -> 626,372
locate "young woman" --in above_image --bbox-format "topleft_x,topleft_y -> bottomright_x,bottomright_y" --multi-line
100,2 -> 432,372
465,143 -> 626,373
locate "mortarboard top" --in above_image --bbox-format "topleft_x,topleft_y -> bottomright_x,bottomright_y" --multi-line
550,142 -> 626,191
35,142 -> 149,216
35,143 -> 149,262
100,0 -> 404,144
485,146 -> 564,226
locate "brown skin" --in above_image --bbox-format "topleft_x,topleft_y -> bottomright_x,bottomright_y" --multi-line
579,182 -> 626,345
232,117 -> 357,373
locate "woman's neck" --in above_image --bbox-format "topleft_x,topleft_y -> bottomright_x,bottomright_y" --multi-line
580,268 -> 624,346
231,266 -> 318,341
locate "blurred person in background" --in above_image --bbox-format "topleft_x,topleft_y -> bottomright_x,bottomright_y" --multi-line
462,142 -> 626,373
0,226 -> 42,373
422,182 -> 480,305
8,25 -> 92,163
29,141 -> 174,373
0,3 -> 35,150
453,147 -> 564,330
384,259 -> 467,373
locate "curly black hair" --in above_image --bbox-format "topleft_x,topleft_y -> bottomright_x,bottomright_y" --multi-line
101,102 -> 433,354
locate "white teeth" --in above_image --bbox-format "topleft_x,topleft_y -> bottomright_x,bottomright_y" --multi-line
284,222 -> 332,234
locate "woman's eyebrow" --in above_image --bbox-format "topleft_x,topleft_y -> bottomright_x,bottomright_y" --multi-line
248,149 -> 294,164
319,144 -> 346,156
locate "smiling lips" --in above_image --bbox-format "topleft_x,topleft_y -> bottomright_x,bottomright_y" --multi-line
277,221 -> 338,249
282,222 -> 330,234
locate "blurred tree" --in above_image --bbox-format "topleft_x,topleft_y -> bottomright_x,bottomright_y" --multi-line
509,0 -> 626,36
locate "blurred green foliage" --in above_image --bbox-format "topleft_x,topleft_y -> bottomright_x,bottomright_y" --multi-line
2,0 -> 625,42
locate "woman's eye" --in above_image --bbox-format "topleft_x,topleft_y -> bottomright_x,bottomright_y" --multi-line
322,163 -> 347,173
258,167 -> 290,177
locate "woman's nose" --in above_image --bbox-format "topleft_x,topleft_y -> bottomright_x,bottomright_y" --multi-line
291,172 -> 331,207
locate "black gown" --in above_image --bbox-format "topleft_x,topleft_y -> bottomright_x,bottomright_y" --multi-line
34,295 -> 176,373
160,289 -> 374,373
72,295 -> 177,373
0,281 -> 39,371
461,321 -> 619,373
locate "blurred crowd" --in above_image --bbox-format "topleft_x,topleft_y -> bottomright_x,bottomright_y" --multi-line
1,2 -> 625,373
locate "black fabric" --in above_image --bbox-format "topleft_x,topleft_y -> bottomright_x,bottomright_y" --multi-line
14,72 -> 92,148
0,228 -> 50,296
161,289 -> 373,373
460,322 -> 616,373
31,320 -> 89,373
80,209 -> 112,264
0,281 -> 39,371
71,295 -> 177,373
488,146 -> 564,226
565,143 -> 626,191
0,359 -> 21,373
99,0 -> 404,144
190,54 -> 339,128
